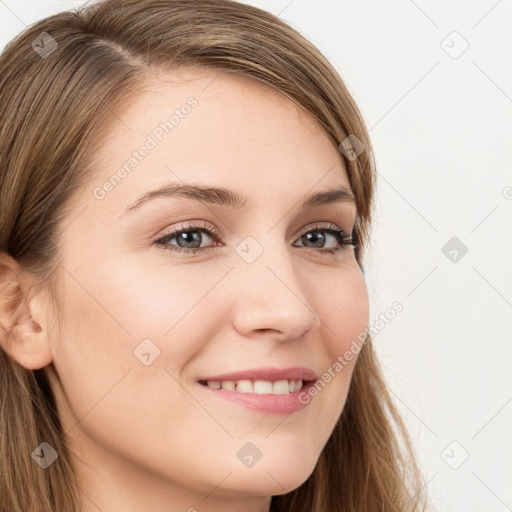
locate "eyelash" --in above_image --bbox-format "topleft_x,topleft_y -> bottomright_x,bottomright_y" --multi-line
154,221 -> 357,257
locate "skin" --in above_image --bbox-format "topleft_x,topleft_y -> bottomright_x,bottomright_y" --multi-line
0,67 -> 369,512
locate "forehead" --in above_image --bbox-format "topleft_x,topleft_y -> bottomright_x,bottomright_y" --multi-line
84,66 -> 352,214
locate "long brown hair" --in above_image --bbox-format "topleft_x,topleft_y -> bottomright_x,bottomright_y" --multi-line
0,1 -> 429,510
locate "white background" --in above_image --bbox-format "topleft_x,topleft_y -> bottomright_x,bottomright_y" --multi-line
1,1 -> 511,510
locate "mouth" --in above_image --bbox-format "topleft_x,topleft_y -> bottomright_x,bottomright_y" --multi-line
197,377 -> 318,415
198,378 -> 315,395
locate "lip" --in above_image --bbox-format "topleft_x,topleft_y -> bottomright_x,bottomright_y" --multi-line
197,366 -> 318,415
197,366 -> 318,382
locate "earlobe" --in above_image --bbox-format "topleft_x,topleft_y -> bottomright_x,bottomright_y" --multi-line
0,254 -> 53,370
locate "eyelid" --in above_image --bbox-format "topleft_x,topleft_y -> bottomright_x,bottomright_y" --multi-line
156,220 -> 221,241
296,221 -> 351,238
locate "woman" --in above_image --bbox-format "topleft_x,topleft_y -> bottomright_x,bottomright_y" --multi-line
0,1 -> 429,510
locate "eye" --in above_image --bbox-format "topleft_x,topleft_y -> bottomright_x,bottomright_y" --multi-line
154,221 -> 220,255
154,221 -> 357,256
294,223 -> 357,254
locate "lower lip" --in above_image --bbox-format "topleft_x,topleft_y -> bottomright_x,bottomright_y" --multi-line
197,381 -> 317,415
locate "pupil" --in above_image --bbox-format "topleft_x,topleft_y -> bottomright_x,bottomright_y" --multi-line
305,232 -> 325,248
178,231 -> 201,249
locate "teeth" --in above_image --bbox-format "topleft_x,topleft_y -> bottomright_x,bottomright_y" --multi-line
205,379 -> 303,395
272,380 -> 290,394
220,380 -> 235,391
236,380 -> 253,393
253,380 -> 273,394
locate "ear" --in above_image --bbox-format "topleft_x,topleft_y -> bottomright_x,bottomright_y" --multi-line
0,253 -> 53,370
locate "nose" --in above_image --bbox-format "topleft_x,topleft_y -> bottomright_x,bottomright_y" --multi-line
229,242 -> 322,342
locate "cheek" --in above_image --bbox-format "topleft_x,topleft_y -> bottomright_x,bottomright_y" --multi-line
48,264 -> 214,481
300,264 -> 369,437
48,268 -> 139,430
315,263 -> 369,354
50,258 -> 229,418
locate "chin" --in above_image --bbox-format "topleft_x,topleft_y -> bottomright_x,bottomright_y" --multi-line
220,447 -> 319,497
221,469 -> 314,498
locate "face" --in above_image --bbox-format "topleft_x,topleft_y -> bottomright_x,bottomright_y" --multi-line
44,67 -> 369,507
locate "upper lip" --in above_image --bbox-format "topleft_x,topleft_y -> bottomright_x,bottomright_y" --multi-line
198,366 -> 318,383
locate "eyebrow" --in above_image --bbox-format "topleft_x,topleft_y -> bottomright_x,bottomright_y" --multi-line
122,182 -> 356,216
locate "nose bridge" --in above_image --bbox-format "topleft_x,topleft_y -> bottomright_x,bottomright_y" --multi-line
229,232 -> 321,339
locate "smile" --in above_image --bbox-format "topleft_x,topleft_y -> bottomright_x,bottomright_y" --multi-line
199,378 -> 305,395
